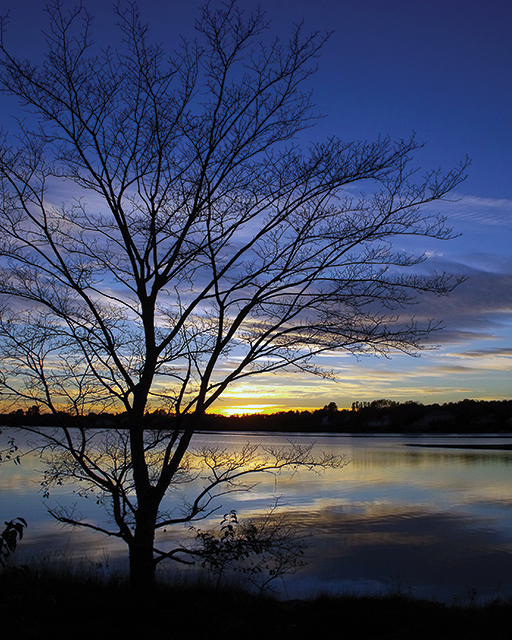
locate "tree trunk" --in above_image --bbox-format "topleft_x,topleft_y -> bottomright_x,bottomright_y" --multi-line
128,406 -> 158,592
129,515 -> 157,592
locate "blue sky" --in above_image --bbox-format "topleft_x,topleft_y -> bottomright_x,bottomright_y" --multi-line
1,0 -> 511,412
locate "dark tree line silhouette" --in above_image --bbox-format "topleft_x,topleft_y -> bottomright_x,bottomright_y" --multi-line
2,398 -> 511,434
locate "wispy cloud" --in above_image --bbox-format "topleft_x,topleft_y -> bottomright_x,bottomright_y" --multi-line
442,194 -> 512,226
452,347 -> 512,359
408,266 -> 512,343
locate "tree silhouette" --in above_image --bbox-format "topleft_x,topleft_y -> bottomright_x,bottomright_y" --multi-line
0,1 -> 466,589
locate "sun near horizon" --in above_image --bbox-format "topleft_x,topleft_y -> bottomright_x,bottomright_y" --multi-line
210,404 -> 326,417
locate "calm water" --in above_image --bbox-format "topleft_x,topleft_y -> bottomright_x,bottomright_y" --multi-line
2,429 -> 512,602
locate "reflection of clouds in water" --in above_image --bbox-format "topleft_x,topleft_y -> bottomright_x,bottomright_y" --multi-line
283,506 -> 512,602
5,433 -> 512,601
15,524 -> 128,570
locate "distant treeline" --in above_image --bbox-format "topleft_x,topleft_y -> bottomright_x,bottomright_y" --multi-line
2,398 -> 512,433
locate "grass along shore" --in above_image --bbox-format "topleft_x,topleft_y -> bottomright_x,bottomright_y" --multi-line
2,563 -> 512,640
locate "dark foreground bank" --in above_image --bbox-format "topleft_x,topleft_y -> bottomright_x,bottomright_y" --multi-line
1,569 -> 512,640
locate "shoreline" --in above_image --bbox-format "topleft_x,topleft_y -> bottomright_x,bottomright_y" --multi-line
2,567 -> 512,639
406,442 -> 512,451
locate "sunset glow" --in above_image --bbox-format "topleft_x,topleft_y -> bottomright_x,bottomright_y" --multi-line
213,405 -> 282,417
0,0 -> 510,414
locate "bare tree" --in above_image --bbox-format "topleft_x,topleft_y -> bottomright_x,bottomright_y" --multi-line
28,425 -> 339,589
0,1 -> 466,588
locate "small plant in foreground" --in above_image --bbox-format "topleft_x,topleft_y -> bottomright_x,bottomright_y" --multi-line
0,429 -> 26,567
190,504 -> 307,594
0,518 -> 27,566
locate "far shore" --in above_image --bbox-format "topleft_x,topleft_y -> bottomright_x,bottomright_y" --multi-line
2,398 -> 512,436
407,443 -> 512,450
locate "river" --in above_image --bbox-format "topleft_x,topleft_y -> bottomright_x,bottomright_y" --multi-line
2,429 -> 512,603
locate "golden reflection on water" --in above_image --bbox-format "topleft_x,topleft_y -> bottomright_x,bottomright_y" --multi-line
3,430 -> 512,600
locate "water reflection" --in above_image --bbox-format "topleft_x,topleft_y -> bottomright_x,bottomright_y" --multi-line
288,505 -> 512,602
2,430 -> 512,602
